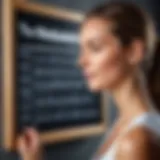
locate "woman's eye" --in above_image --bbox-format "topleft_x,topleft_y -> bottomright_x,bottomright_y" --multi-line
90,44 -> 102,52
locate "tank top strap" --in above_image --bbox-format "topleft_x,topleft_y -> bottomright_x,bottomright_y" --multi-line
109,112 -> 150,147
126,111 -> 160,134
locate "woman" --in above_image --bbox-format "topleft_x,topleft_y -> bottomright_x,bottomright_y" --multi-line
17,1 -> 160,160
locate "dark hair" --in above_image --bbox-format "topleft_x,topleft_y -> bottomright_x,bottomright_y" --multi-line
84,1 -> 160,109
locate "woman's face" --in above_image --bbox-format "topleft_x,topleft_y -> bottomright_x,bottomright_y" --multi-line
78,17 -> 131,92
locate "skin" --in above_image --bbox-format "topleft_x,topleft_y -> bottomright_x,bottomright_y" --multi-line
17,128 -> 43,160
17,17 -> 160,160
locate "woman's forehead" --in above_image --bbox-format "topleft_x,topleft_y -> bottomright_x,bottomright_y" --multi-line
81,17 -> 113,32
80,18 -> 114,42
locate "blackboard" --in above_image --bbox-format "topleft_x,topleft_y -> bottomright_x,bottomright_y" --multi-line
2,0 -> 107,150
16,11 -> 102,132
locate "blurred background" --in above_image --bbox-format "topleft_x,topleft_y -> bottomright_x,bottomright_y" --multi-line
0,0 -> 160,160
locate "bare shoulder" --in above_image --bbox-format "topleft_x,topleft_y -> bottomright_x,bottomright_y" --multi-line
115,126 -> 160,160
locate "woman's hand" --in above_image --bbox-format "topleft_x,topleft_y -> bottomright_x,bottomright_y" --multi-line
17,128 -> 43,160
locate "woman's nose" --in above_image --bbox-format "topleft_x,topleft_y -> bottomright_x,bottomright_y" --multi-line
77,53 -> 87,68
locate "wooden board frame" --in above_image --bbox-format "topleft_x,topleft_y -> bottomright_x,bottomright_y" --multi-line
2,0 -> 109,151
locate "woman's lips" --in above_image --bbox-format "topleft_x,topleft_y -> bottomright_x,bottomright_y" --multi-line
83,72 -> 93,79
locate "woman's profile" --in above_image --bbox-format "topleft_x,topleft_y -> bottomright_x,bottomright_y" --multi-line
17,1 -> 160,160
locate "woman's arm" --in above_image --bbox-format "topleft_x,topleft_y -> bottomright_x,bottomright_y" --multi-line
17,128 -> 43,160
115,127 -> 160,160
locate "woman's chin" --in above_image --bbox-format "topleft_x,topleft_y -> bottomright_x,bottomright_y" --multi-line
86,81 -> 113,92
87,83 -> 104,92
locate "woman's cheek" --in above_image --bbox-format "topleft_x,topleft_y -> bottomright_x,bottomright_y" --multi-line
99,50 -> 124,82
96,48 -> 119,71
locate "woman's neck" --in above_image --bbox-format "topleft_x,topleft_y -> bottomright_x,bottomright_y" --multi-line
110,70 -> 156,119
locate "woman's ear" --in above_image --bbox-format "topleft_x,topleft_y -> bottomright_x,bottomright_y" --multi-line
126,40 -> 145,65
